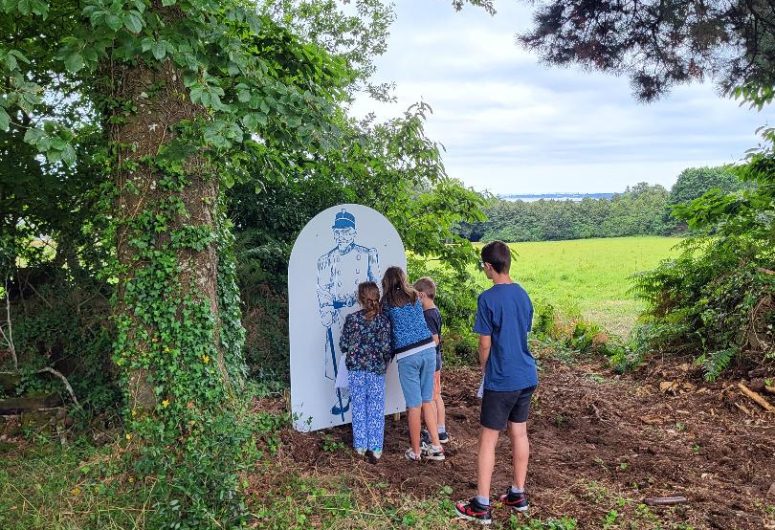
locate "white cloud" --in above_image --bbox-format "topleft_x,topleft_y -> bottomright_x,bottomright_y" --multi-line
349,0 -> 770,194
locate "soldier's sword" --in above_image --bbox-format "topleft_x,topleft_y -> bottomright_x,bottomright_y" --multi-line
327,326 -> 346,421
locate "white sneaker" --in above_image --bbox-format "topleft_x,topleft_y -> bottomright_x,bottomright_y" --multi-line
405,448 -> 421,461
421,442 -> 445,461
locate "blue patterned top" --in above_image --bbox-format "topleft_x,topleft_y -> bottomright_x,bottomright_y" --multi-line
383,299 -> 434,356
340,310 -> 393,374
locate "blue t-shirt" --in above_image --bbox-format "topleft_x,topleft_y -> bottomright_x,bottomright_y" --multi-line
473,283 -> 538,392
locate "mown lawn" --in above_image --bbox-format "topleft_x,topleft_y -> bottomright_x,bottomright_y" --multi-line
472,237 -> 682,336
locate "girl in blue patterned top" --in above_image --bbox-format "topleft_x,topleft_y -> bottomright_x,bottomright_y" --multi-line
381,266 -> 445,462
339,281 -> 392,462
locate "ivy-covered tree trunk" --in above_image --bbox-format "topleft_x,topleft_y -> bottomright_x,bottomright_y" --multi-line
109,58 -> 235,409
106,57 -> 248,526
3,0 -> 352,525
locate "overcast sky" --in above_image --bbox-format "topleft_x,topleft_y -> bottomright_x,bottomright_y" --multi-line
349,0 -> 771,195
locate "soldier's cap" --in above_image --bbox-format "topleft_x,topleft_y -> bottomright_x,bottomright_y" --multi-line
332,209 -> 356,230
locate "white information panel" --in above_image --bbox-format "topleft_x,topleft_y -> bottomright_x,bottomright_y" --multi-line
289,204 -> 407,431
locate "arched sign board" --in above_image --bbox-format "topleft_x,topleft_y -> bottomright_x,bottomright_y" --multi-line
289,204 -> 407,432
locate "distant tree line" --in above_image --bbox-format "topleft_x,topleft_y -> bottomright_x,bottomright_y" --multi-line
458,166 -> 742,242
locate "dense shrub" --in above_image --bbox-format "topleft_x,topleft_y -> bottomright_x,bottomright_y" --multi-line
531,302 -> 613,357
241,284 -> 290,383
634,130 -> 775,379
407,256 -> 480,366
662,166 -> 744,233
3,269 -> 119,413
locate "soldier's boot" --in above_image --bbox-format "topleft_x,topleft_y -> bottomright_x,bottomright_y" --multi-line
331,397 -> 351,416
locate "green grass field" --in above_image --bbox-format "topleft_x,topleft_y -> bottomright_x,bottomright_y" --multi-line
474,237 -> 682,336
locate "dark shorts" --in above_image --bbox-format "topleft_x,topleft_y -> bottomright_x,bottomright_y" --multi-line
480,386 -> 537,430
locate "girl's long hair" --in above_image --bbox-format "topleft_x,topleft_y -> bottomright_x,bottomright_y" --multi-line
358,282 -> 381,320
380,266 -> 417,308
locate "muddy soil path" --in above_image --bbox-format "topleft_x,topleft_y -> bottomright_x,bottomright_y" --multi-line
269,355 -> 775,529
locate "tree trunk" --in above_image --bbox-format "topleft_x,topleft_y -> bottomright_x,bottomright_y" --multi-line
108,59 -> 231,412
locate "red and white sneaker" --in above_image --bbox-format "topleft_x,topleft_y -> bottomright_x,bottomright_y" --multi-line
499,488 -> 529,512
455,498 -> 492,525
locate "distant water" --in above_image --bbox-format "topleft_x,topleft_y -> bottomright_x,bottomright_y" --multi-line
501,193 -> 616,202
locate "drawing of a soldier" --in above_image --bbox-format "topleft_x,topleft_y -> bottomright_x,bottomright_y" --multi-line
317,209 -> 381,417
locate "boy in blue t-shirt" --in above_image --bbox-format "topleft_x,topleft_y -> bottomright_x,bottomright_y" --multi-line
455,241 -> 538,524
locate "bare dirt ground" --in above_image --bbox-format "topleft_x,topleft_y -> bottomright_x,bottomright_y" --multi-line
262,353 -> 775,529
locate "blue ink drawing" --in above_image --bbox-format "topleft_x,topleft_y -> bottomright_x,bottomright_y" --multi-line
316,209 -> 381,420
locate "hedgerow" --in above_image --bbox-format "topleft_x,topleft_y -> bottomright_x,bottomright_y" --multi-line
634,128 -> 775,379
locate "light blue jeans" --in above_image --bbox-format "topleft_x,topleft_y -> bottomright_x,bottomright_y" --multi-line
396,347 -> 436,408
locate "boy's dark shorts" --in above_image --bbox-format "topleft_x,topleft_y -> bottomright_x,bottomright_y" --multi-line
480,386 -> 537,430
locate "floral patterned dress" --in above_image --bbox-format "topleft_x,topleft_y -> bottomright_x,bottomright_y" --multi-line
340,310 -> 392,453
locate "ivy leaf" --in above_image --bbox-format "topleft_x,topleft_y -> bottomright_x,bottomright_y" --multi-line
189,86 -> 204,105
16,0 -> 30,15
246,14 -> 261,34
242,113 -> 267,130
60,144 -> 76,166
203,129 -> 227,149
0,108 -> 10,131
4,53 -> 17,70
64,52 -> 84,73
162,0 -> 176,5
23,126 -> 44,146
124,11 -> 144,34
9,49 -> 31,64
105,14 -> 123,32
30,0 -> 48,18
152,42 -> 166,60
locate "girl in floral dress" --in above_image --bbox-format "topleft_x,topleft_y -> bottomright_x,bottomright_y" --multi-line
339,282 -> 393,461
